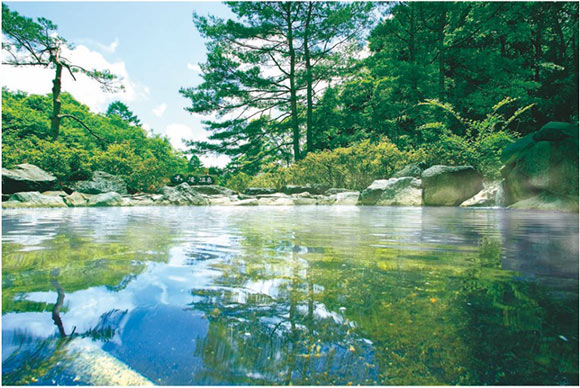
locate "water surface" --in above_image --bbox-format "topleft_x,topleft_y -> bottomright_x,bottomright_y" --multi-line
2,206 -> 578,385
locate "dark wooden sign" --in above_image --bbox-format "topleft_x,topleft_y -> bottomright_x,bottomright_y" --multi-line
170,174 -> 215,186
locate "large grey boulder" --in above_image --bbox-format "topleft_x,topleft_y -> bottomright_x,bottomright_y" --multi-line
73,171 -> 128,195
244,187 -> 277,196
88,192 -> 124,207
360,177 -> 422,206
501,122 -> 579,205
2,164 -> 57,194
189,185 -> 235,196
6,191 -> 67,207
421,165 -> 483,206
161,183 -> 209,205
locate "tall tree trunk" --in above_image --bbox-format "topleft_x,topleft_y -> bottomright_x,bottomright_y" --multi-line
408,3 -> 419,103
285,4 -> 301,162
50,61 -> 63,140
304,3 -> 314,154
437,6 -> 447,99
533,6 -> 543,84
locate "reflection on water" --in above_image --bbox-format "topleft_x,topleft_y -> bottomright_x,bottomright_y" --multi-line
2,206 -> 578,385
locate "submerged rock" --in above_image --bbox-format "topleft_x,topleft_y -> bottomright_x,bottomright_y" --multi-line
66,338 -> 154,385
421,165 -> 483,206
161,183 -> 209,206
501,122 -> 579,206
2,164 -> 57,194
360,178 -> 422,206
73,171 -> 128,195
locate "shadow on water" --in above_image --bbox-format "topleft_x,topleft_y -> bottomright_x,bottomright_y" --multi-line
2,206 -> 578,385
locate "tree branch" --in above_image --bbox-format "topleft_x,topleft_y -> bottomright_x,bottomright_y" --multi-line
59,114 -> 106,142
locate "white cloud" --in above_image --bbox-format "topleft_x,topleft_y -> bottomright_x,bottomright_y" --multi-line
103,38 -> 120,53
164,123 -> 198,151
187,63 -> 201,73
152,103 -> 167,117
2,44 -> 148,113
76,37 -> 119,54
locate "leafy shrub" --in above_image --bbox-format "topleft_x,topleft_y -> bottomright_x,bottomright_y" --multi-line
225,138 -> 411,192
417,97 -> 531,180
2,89 -> 189,192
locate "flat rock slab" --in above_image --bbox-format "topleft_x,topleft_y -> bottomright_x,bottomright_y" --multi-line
2,164 -> 56,194
8,191 -> 67,207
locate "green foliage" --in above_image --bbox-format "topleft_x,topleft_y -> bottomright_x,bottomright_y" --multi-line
2,89 -> 189,192
417,98 -> 530,180
222,171 -> 253,193
181,2 -> 374,164
106,100 -> 141,127
225,139 -> 412,192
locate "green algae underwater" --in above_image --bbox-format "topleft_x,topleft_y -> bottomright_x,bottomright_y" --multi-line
2,206 -> 578,385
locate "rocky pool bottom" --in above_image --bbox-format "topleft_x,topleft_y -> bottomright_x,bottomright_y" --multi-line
2,206 -> 578,385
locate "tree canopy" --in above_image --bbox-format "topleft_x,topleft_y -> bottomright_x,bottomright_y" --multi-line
180,1 -> 373,171
182,1 -> 578,178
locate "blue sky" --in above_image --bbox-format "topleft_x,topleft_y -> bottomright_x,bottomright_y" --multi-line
3,2 -> 234,166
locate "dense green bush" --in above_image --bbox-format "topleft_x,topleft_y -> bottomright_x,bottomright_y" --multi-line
2,89 -> 189,192
225,139 -> 414,192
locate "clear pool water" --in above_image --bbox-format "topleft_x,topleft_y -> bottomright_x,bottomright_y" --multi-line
2,206 -> 578,385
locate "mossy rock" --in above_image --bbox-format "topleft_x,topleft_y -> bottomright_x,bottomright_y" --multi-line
421,165 -> 483,206
501,122 -> 579,205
